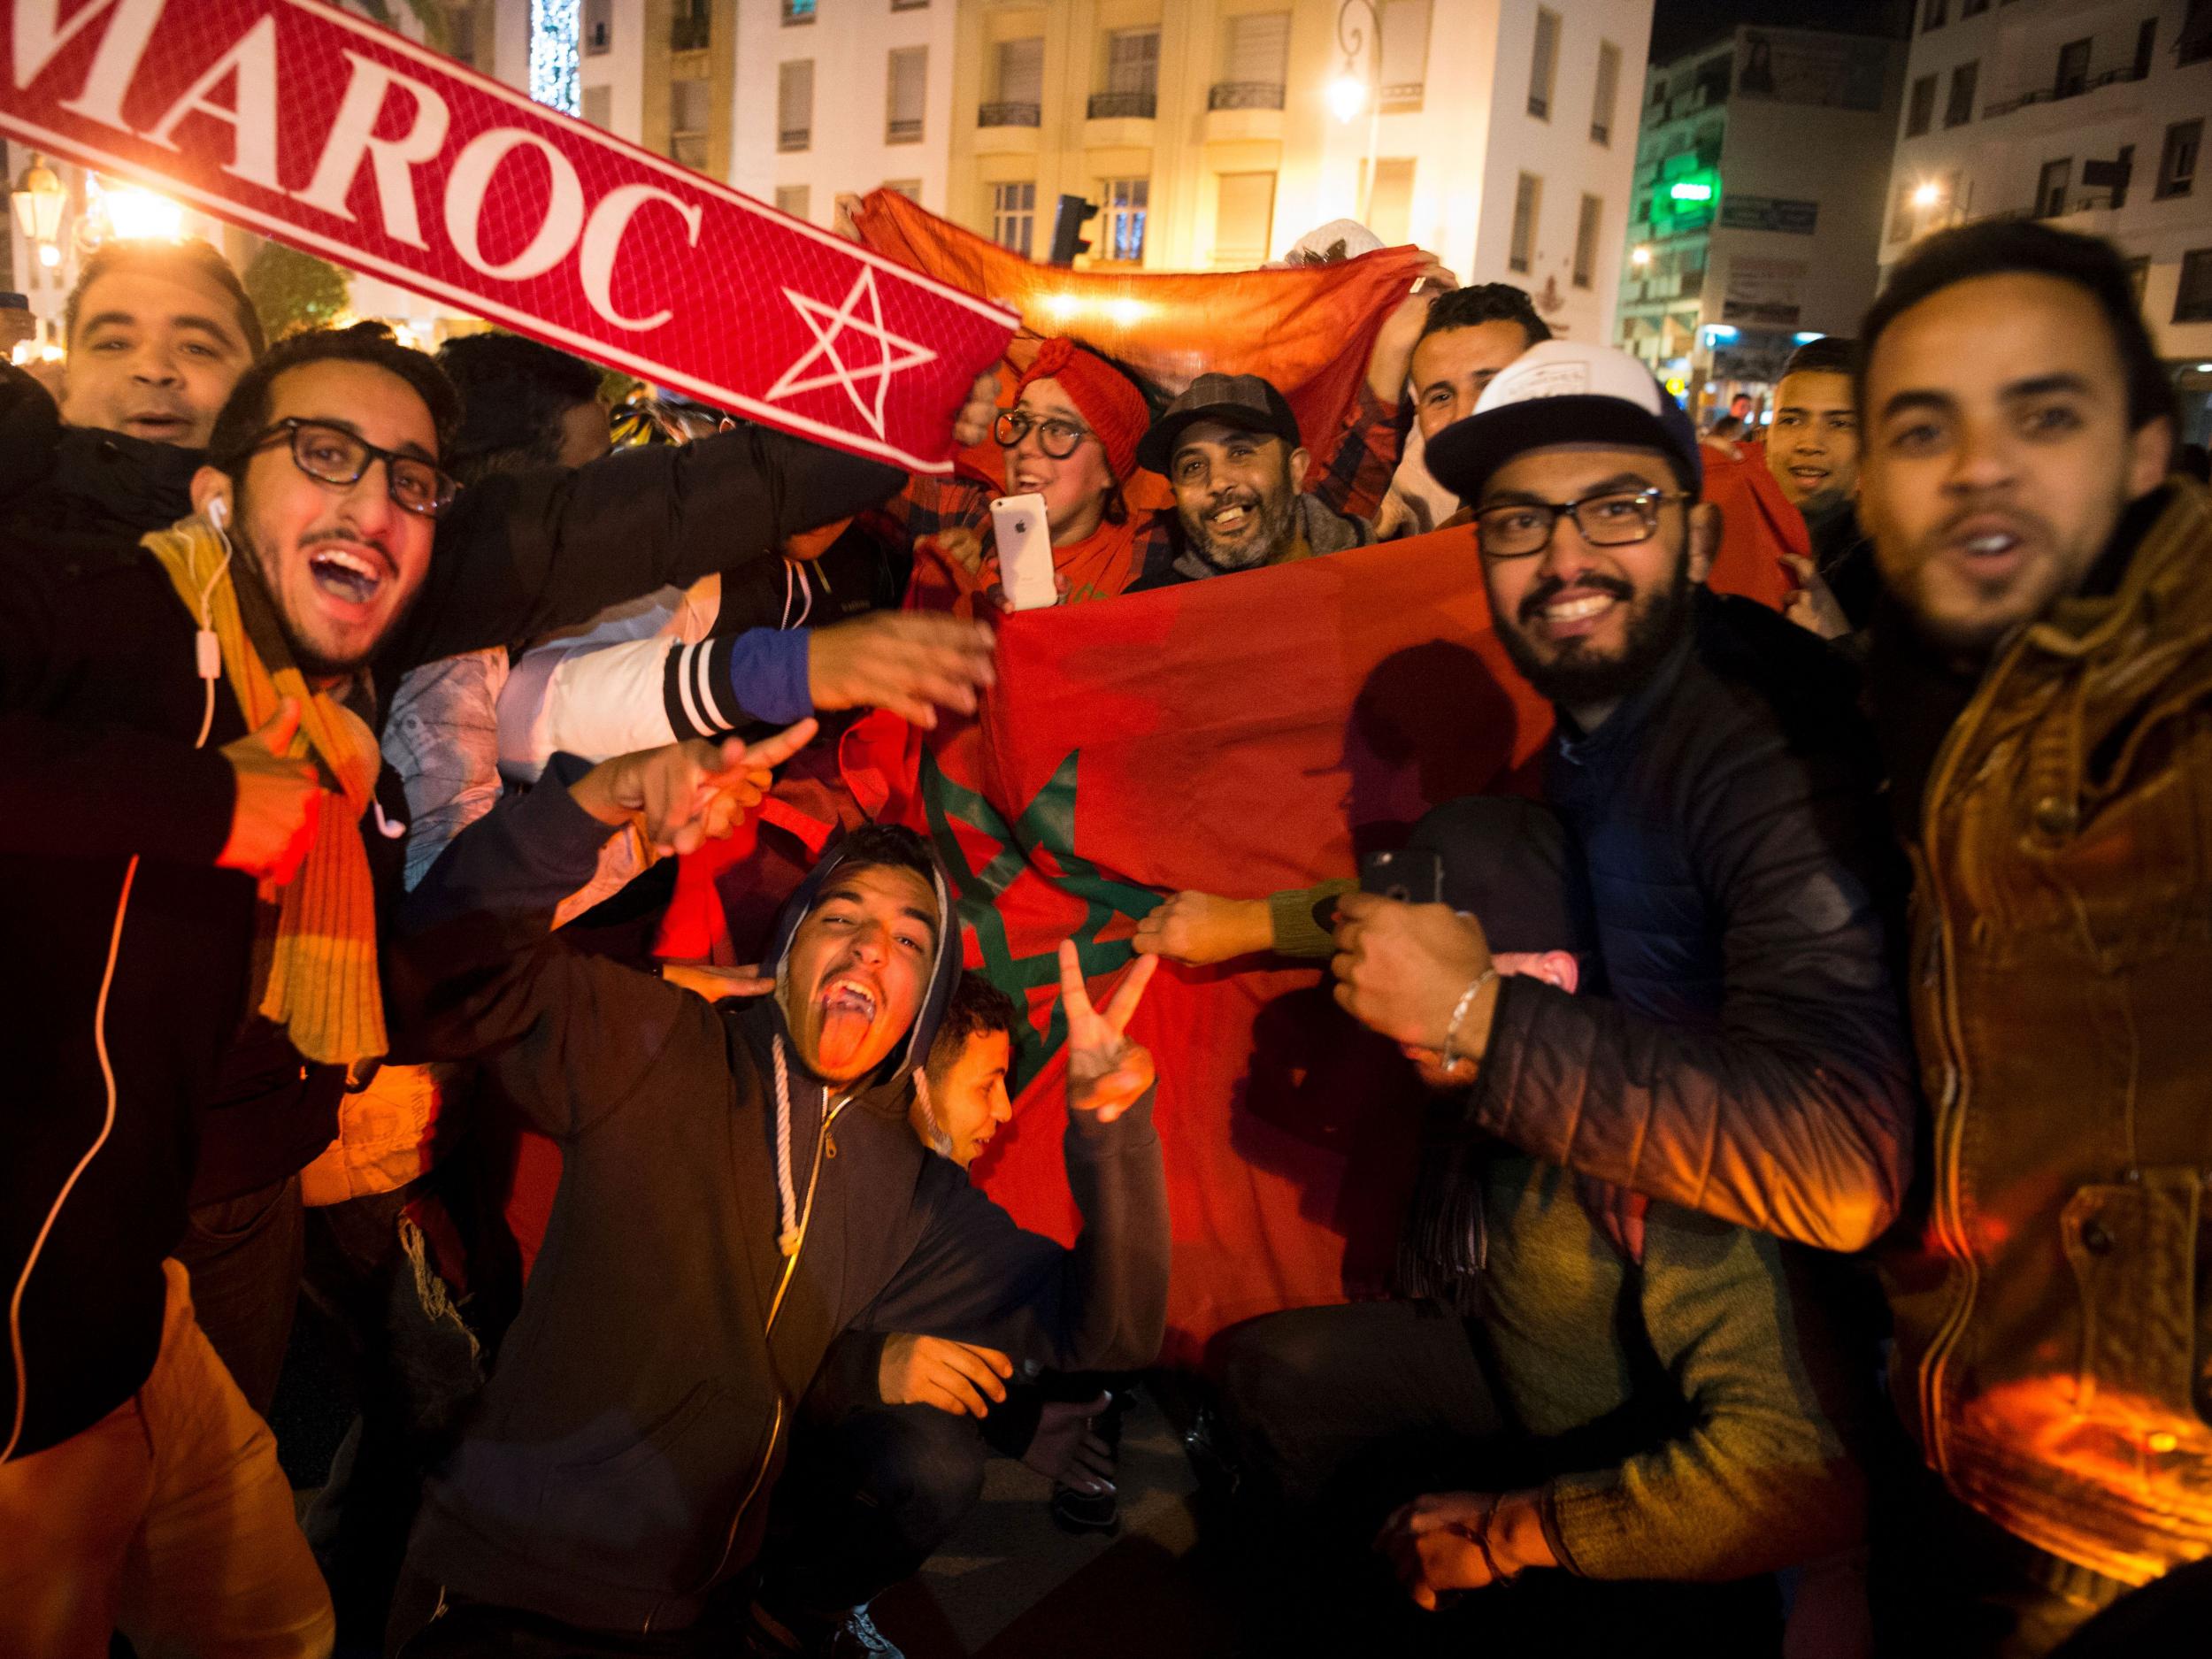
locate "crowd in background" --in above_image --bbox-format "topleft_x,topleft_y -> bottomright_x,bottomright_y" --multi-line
2,203 -> 2210,1659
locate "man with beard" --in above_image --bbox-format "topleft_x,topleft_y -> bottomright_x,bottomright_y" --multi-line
1852,222 -> 2212,1655
1317,341 -> 1916,1256
1126,373 -> 1379,588
380,793 -> 1168,1654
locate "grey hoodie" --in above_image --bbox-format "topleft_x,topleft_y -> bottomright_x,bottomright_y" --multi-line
386,759 -> 1169,1636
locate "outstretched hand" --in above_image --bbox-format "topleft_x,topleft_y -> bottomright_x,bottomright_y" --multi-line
574,719 -> 818,856
809,611 -> 997,726
1060,941 -> 1157,1122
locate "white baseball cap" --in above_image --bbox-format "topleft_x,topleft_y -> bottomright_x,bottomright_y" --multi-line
1424,340 -> 1703,502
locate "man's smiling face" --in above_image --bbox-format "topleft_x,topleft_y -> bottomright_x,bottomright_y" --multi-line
1169,420 -> 1310,569
1766,368 -> 1861,515
781,862 -> 941,1085
219,359 -> 440,681
61,264 -> 255,449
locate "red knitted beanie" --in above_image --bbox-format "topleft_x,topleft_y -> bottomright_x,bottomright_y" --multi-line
1013,338 -> 1149,482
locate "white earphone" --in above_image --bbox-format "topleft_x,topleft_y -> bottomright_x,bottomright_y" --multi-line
207,495 -> 229,534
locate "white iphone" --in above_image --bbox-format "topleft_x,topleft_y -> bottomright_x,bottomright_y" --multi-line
989,493 -> 1058,611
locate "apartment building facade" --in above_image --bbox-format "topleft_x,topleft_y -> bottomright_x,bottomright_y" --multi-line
943,0 -> 1651,342
1882,0 -> 2212,444
1614,23 -> 1909,411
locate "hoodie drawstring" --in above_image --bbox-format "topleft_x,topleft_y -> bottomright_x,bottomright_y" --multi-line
769,1037 -> 808,1256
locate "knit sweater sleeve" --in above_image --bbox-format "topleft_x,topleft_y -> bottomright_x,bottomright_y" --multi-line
1540,1207 -> 1867,1581
1268,879 -> 1357,958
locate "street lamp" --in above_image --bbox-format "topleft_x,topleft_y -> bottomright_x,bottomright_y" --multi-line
11,152 -> 67,267
1631,244 -> 1653,267
1911,181 -> 1941,209
1333,0 -> 1385,219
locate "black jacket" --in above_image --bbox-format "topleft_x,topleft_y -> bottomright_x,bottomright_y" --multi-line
0,363 -> 899,1457
387,774 -> 1168,1633
1459,593 -> 1916,1253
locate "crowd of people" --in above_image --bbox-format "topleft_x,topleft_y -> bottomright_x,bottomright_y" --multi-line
2,204 -> 2208,1659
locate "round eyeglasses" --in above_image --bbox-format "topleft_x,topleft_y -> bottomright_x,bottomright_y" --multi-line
230,419 -> 458,519
1473,486 -> 1688,560
994,410 -> 1094,460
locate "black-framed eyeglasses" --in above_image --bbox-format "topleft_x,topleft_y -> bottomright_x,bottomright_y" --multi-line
1473,486 -> 1688,560
994,409 -> 1094,460
230,419 -> 459,519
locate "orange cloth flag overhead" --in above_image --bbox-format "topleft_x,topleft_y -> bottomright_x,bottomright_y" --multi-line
847,526 -> 1555,1365
850,190 -> 1429,489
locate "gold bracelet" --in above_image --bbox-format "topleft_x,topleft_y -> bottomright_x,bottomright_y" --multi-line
1439,968 -> 1497,1074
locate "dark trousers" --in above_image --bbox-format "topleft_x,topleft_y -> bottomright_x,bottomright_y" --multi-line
757,1402 -> 990,1618
1868,1445 -> 2131,1659
1213,1300 -> 1784,1657
174,1174 -> 306,1414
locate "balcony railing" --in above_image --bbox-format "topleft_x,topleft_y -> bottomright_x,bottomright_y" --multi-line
887,118 -> 923,143
779,127 -> 810,151
1209,81 -> 1285,111
1983,63 -> 2144,117
1380,81 -> 1423,110
1087,91 -> 1156,119
979,101 -> 1041,127
671,16 -> 710,50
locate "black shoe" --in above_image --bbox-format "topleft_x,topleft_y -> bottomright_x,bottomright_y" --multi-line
744,1600 -> 905,1659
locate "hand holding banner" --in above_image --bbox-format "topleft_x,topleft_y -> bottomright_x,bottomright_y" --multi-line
1,0 -> 1015,470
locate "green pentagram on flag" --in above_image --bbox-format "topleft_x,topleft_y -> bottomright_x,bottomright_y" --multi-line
919,747 -> 1158,1087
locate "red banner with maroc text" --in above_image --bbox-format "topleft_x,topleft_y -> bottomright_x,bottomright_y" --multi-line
0,0 -> 1014,471
847,526 -> 1556,1366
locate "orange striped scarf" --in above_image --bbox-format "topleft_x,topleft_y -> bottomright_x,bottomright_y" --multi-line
142,516 -> 388,1066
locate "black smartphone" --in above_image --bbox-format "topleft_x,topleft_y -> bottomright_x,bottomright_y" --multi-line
1359,847 -> 1444,905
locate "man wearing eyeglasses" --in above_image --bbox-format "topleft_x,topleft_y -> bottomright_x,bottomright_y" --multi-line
1318,341 -> 1914,1262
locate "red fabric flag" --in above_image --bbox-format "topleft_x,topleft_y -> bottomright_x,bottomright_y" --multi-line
852,526 -> 1555,1365
1,0 -> 1011,470
850,189 -> 1430,500
1703,449 -> 1808,611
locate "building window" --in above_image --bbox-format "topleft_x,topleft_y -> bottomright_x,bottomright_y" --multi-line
783,0 -> 816,27
1102,176 -> 1148,263
1214,171 -> 1277,265
1962,0 -> 1987,12
1366,157 -> 1415,245
883,180 -> 922,201
777,185 -> 812,221
1906,74 -> 1936,136
1528,9 -> 1560,119
1592,41 -> 1620,144
1573,193 -> 1601,288
1923,0 -> 1947,30
2160,120 -> 2202,198
779,60 -> 813,152
1509,172 -> 1540,273
2134,19 -> 2157,78
1889,183 -> 1916,243
892,0 -> 928,11
2176,249 -> 2212,322
670,77 -> 711,168
1091,27 -> 1159,119
672,0 -> 710,51
2035,157 -> 2071,218
2055,37 -> 2090,97
2122,256 -> 2149,304
2185,0 -> 2212,66
581,83 -> 611,128
585,0 -> 611,55
887,46 -> 926,144
1379,0 -> 1431,111
991,181 -> 1036,257
1945,62 -> 1977,126
987,36 -> 1044,125
1217,12 -> 1290,109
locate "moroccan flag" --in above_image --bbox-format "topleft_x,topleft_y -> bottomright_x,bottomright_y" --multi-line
850,188 -> 1431,503
847,526 -> 1554,1365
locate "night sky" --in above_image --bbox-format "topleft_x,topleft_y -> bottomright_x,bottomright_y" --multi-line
1648,0 -> 1912,63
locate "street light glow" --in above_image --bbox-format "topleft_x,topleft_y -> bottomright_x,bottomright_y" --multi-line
1328,73 -> 1368,123
104,186 -> 185,241
1631,244 -> 1653,267
1912,181 -> 1941,209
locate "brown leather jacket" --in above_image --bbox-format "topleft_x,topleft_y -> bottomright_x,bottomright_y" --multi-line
1884,480 -> 2212,1586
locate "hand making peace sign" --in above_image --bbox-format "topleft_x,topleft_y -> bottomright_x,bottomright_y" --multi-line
1059,941 -> 1158,1123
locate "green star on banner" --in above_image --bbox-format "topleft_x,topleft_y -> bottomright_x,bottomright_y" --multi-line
919,746 -> 1156,1086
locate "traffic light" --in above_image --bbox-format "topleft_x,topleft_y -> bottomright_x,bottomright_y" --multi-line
1048,194 -> 1099,265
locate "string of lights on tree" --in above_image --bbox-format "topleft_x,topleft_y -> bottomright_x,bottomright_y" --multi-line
529,0 -> 581,117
